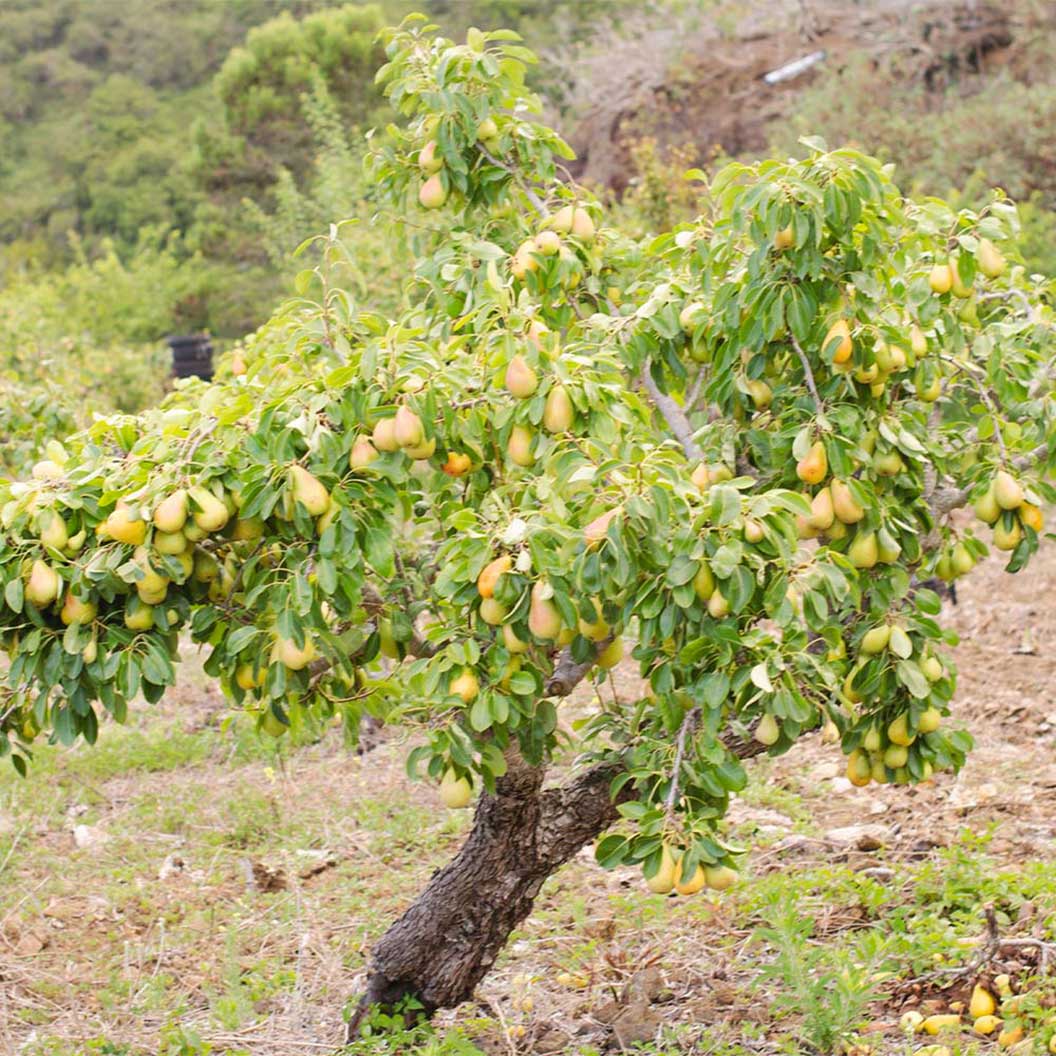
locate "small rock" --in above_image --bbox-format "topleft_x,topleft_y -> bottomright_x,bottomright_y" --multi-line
857,866 -> 895,882
72,824 -> 108,849
611,1002 -> 660,1048
831,777 -> 853,793
824,824 -> 889,851
809,761 -> 841,781
158,854 -> 185,881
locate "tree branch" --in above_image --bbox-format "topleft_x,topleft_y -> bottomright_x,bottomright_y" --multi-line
638,365 -> 704,462
664,707 -> 701,818
789,333 -> 824,414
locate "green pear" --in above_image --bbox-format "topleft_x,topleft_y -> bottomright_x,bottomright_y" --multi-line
25,560 -> 60,607
543,384 -> 574,432
189,487 -> 229,533
289,465 -> 330,517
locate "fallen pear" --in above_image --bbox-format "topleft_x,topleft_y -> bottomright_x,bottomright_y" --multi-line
25,560 -> 60,607
439,769 -> 472,809
505,355 -> 538,398
922,1014 -> 961,1035
998,1026 -> 1025,1049
528,581 -> 562,640
830,479 -> 865,524
969,985 -> 997,1021
418,173 -> 447,209
543,384 -> 574,432
289,465 -> 330,517
477,555 -> 512,598
507,425 -> 535,467
645,845 -> 678,894
153,489 -> 188,533
796,441 -> 828,485
973,1016 -> 1002,1036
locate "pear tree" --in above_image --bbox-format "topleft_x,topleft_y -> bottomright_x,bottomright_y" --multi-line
1,15 -> 1054,1038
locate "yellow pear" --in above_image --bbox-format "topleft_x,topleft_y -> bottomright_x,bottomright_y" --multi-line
645,845 -> 678,894
691,463 -> 711,491
349,437 -> 378,469
289,465 -> 330,517
25,560 -> 60,607
418,173 -> 447,209
950,543 -> 974,576
707,589 -> 730,618
404,437 -> 436,460
674,859 -> 706,896
502,623 -> 530,654
860,624 -> 891,655
535,230 -> 561,255
922,1014 -> 961,1035
596,636 -> 623,668
479,597 -> 507,625
394,406 -> 424,448
189,487 -> 229,533
873,450 -> 904,476
271,634 -> 317,671
847,749 -> 871,786
807,487 -> 835,531
1020,502 -> 1044,532
60,592 -> 97,626
918,707 -> 942,734
153,490 -> 188,533
510,238 -> 539,280
439,768 -> 472,809
584,507 -> 619,547
796,441 -> 828,485
476,116 -> 498,140
744,519 -> 764,543
418,139 -> 443,174
823,319 -> 853,364
154,530 -> 188,555
746,378 -> 773,409
578,598 -> 609,641
973,482 -> 1000,524
755,713 -> 780,746
973,1016 -> 1002,1037
527,581 -> 562,640
887,713 -> 914,747
993,470 -> 1023,510
679,302 -> 704,333
505,355 -> 538,398
976,238 -> 1006,278
235,663 -> 265,691
477,555 -> 512,598
929,263 -> 953,295
372,417 -> 400,452
103,503 -> 148,546
830,479 -> 865,524
910,324 -> 927,357
848,531 -> 879,569
31,459 -> 64,480
82,636 -> 98,664
705,865 -> 738,891
993,516 -> 1022,551
124,598 -> 155,631
691,562 -> 715,602
922,655 -> 944,682
949,257 -> 972,297
442,451 -> 472,477
543,384 -> 574,432
507,425 -> 535,467
450,668 -> 480,703
548,205 -> 595,241
774,223 -> 794,250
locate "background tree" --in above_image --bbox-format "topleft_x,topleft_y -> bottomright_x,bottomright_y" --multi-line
1,13 -> 1054,1042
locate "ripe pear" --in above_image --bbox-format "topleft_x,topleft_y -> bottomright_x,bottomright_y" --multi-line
510,238 -> 539,280
910,324 -> 927,357
692,562 -> 715,602
974,483 -> 1001,524
153,490 -> 188,533
502,624 -> 530,654
442,452 -> 472,476
584,507 -> 619,547
807,487 -> 835,531
645,845 -> 678,894
527,319 -> 550,347
754,713 -> 780,746
479,597 -> 508,625
918,706 -> 942,734
774,224 -> 794,250
746,378 -> 772,409
528,581 -> 562,640
372,417 -> 400,452
289,465 -> 330,516
418,139 -> 443,174
707,589 -> 730,618
505,355 -> 538,398
60,592 -> 97,626
929,263 -> 953,295
189,487 -> 229,533
883,744 -> 908,769
534,230 -> 562,255
860,624 -> 891,655
450,668 -> 480,703
887,713 -> 914,747
1020,502 -> 1043,532
744,519 -> 764,543
796,441 -> 828,485
543,384 -> 574,432
976,238 -> 1006,278
82,636 -> 98,664
848,531 -> 879,569
824,319 -> 853,364
596,636 -> 623,669
973,1016 -> 1002,1037
847,748 -> 872,787
578,598 -> 609,641
235,663 -> 265,691
154,530 -> 188,555
103,503 -> 148,546
507,425 -> 535,467
705,865 -> 738,891
922,1014 -> 961,1036
31,459 -> 64,480
993,470 -> 1023,510
679,302 -> 704,333
404,437 -> 436,460
548,205 -> 595,242
38,510 -> 69,551
950,543 -> 974,576
272,634 -> 317,671
477,554 -> 512,598
921,655 -> 944,682
394,406 -> 425,448
439,768 -> 472,809
124,598 -> 155,631
830,479 -> 865,524
674,859 -> 706,896
350,437 -> 378,469
873,449 -> 904,476
418,173 -> 447,209
25,560 -> 60,607
993,516 -> 1022,551
691,463 -> 711,491
949,257 -> 972,298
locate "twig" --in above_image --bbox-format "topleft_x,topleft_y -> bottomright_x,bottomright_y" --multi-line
789,333 -> 823,414
685,369 -> 708,413
478,144 -> 547,217
638,365 -> 704,462
976,287 -> 1040,324
664,708 -> 701,818
941,354 -> 1008,463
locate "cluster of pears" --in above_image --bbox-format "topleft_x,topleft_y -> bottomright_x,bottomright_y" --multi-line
845,700 -> 944,790
371,405 -> 436,461
826,313 -> 933,400
934,537 -> 977,582
416,109 -> 503,209
973,469 -> 1042,551
500,348 -> 576,467
510,204 -> 595,281
902,978 -> 1042,1051
643,844 -> 738,896
928,239 -> 1006,299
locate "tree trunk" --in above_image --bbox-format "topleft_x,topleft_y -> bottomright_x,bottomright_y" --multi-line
345,754 -> 625,1038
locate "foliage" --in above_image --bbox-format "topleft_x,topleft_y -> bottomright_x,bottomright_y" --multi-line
0,16 -> 1054,915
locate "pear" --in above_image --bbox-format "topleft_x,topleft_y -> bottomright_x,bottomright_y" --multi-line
189,487 -> 229,533
873,450 -> 904,476
124,598 -> 155,631
848,531 -> 879,569
692,562 -> 715,602
705,864 -> 738,891
289,465 -> 330,516
479,597 -> 508,625
746,378 -> 772,409
527,319 -> 550,347
418,139 -> 443,174
645,845 -> 678,894
847,748 -> 872,787
134,547 -> 170,605
707,589 -> 730,618
450,668 -> 480,703
235,663 -> 265,691
807,487 -> 835,531
507,425 -> 535,467
854,361 -> 880,384
796,441 -> 828,485
477,555 -> 512,598
25,560 -> 60,607
690,463 -> 711,491
1020,502 -> 1044,532
949,257 -> 972,298
915,364 -> 941,402
154,530 -> 188,555
505,355 -> 538,398
674,860 -> 706,896
744,519 -> 764,543
973,1016 -> 1002,1037
61,592 -> 97,626
754,713 -> 780,746
82,636 -> 98,664
39,510 -> 69,551
230,516 -> 263,542
477,116 -> 498,140
863,726 -> 882,753
528,582 -> 562,640
830,479 -> 865,524
534,230 -> 562,255
860,624 -> 891,655
372,417 -> 400,452
993,470 -> 1023,510
418,174 -> 447,209
271,634 -> 317,671
64,529 -> 86,555
976,238 -> 1006,278
882,744 -> 908,769
950,543 -> 974,576
823,319 -> 853,364
973,483 -> 1000,524
510,238 -> 539,280
918,706 -> 942,734
887,713 -> 914,747
439,769 -> 472,809
679,302 -> 704,333
404,437 -> 436,460
578,598 -> 609,641
442,452 -> 472,476
774,224 -> 794,250
502,624 -> 530,654
349,437 -> 378,469
193,551 -> 220,583
548,205 -> 595,242
584,507 -> 619,547
394,406 -> 425,449
921,1014 -> 961,1036
993,516 -> 1022,551
543,384 -> 574,432
31,459 -> 64,480
153,489 -> 188,533
103,503 -> 148,546
910,324 -> 927,357
921,655 -> 944,682
929,263 -> 953,295
596,636 -> 624,668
